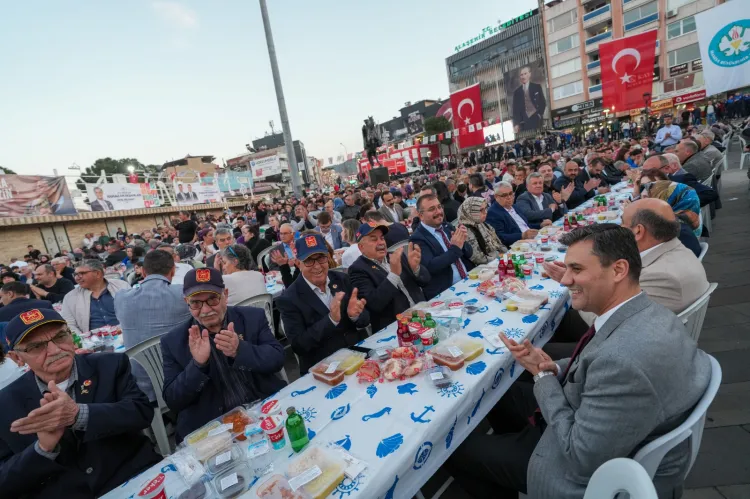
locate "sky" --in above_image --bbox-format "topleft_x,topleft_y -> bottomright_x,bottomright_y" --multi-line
0,0 -> 538,176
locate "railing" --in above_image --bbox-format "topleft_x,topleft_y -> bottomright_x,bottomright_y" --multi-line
589,84 -> 603,93
583,4 -> 611,22
587,60 -> 601,70
585,31 -> 613,45
624,12 -> 659,31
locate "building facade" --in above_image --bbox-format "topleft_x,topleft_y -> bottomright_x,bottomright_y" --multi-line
445,9 -> 551,141
543,0 -> 723,129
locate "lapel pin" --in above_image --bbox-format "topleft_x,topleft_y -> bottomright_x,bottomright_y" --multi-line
332,284 -> 338,289
238,334 -> 244,341
80,379 -> 92,395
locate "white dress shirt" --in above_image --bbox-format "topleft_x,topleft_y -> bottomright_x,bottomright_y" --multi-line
532,193 -> 545,210
322,230 -> 334,248
303,275 -> 333,309
341,245 -> 362,268
506,207 -> 530,232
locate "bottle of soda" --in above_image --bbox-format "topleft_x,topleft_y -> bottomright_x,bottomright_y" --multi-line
563,217 -> 571,231
411,310 -> 422,325
397,318 -> 412,346
576,213 -> 584,222
72,332 -> 82,349
285,407 -> 309,453
423,313 -> 438,346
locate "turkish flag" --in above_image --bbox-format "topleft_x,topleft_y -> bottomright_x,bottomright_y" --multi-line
449,83 -> 484,148
600,30 -> 657,112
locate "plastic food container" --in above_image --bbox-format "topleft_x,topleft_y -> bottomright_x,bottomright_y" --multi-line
169,449 -> 207,487
429,346 -> 464,371
368,348 -> 390,362
327,350 -> 366,375
440,337 -> 484,362
309,360 -> 345,385
391,346 -> 418,359
260,415 -> 286,451
427,366 -> 452,388
256,474 -> 312,499
185,421 -> 222,446
259,399 -> 283,418
212,463 -> 253,498
188,431 -> 234,463
206,444 -> 245,476
220,408 -> 254,442
286,445 -> 346,499
176,480 -> 209,499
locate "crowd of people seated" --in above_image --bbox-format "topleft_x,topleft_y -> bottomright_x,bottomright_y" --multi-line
0,114 -> 744,498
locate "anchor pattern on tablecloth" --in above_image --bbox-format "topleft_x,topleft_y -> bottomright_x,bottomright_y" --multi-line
410,405 -> 435,424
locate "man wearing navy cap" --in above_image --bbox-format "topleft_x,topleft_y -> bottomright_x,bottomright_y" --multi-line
0,307 -> 160,498
160,267 -> 286,442
349,221 -> 430,333
276,233 -> 370,374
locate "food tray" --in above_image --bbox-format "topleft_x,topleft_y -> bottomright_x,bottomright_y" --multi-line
309,360 -> 345,386
256,474 -> 312,498
212,463 -> 253,498
326,349 -> 366,375
286,445 -> 346,499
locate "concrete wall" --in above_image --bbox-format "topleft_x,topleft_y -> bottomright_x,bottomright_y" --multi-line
0,227 -> 46,261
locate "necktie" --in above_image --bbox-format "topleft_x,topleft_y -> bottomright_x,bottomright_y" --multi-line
436,227 -> 467,279
561,324 -> 597,382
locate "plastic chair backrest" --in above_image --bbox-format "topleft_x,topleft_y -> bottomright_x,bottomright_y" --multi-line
633,355 -> 722,479
236,293 -> 274,331
677,282 -> 717,341
698,242 -> 709,262
257,247 -> 273,271
583,458 -> 658,499
387,240 -> 409,253
701,172 -> 714,187
125,336 -> 167,410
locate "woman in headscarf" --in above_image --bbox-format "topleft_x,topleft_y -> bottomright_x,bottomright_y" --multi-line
458,197 -> 508,265
645,180 -> 702,237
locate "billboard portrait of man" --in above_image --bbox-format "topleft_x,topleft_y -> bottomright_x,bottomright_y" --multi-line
186,183 -> 199,201
90,186 -> 114,212
509,62 -> 547,133
175,183 -> 187,203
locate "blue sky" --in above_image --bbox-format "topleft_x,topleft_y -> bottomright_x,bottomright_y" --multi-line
0,0 -> 537,176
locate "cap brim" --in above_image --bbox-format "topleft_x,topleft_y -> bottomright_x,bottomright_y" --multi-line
300,249 -> 328,260
14,319 -> 67,350
184,285 -> 224,298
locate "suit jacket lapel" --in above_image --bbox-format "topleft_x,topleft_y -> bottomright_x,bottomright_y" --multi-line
297,277 -> 329,319
500,206 -> 522,232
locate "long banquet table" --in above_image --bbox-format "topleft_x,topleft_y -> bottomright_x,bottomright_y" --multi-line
103,185 -> 632,499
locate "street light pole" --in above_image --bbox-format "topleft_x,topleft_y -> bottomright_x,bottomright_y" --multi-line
258,0 -> 301,198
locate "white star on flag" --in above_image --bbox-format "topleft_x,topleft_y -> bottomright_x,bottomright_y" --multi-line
464,117 -> 471,125
619,72 -> 633,84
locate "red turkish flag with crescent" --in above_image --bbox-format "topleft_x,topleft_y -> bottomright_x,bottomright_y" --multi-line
449,83 -> 484,149
599,30 -> 658,112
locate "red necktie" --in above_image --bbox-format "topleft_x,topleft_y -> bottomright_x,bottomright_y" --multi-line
437,227 -> 467,279
561,324 -> 597,382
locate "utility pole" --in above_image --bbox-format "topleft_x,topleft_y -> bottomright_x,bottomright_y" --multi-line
258,0 -> 302,197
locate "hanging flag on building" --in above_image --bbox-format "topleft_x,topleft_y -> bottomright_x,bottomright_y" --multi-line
449,83 -> 484,148
599,30 -> 658,112
696,0 -> 750,96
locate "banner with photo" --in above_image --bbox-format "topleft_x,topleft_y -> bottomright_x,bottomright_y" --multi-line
504,60 -> 548,134
174,181 -> 223,206
0,175 -> 78,218
250,154 -> 283,180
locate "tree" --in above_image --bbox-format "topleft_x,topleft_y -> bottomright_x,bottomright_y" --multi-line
75,157 -> 161,192
0,166 -> 16,174
423,116 -> 455,156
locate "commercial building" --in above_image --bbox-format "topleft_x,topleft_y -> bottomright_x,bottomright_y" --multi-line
375,99 -> 444,145
445,8 -> 550,143
542,0 -> 724,129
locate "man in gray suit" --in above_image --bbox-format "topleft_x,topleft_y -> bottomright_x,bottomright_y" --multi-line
449,224 -> 711,499
378,191 -> 403,223
514,172 -> 568,224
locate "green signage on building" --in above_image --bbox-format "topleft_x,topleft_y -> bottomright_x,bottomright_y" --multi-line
453,9 -> 537,53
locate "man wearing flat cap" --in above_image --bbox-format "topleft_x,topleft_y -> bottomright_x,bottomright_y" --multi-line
349,221 -> 430,333
276,233 -> 370,374
0,307 -> 160,498
160,267 -> 286,443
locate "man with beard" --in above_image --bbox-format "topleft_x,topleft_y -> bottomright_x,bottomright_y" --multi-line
160,268 -> 286,442
0,308 -> 160,497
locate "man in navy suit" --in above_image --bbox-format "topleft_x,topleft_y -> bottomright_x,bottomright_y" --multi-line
486,182 -> 544,247
409,194 -> 474,300
161,268 -> 286,442
643,154 -> 718,207
276,233 -> 370,374
315,211 -> 344,249
349,222 -> 430,333
0,282 -> 49,323
553,161 -> 598,209
0,308 -> 160,498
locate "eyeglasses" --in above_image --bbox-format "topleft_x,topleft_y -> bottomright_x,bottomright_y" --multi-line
303,255 -> 329,268
497,192 -> 514,198
187,294 -> 221,310
16,329 -> 71,355
420,205 -> 444,214
73,270 -> 94,279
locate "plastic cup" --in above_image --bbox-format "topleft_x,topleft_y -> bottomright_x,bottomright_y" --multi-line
137,473 -> 167,499
260,415 -> 286,451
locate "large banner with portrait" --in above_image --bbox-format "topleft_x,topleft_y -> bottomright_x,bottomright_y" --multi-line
174,181 -> 223,206
0,175 -> 78,218
504,60 -> 548,134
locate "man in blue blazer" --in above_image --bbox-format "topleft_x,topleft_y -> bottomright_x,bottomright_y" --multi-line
0,308 -> 160,498
161,268 -> 286,443
515,173 -> 568,224
486,182 -> 544,247
315,211 -> 344,249
276,233 -> 370,375
349,222 -> 430,333
409,194 -> 473,300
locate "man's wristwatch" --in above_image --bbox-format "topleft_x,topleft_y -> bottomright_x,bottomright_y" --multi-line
533,371 -> 556,383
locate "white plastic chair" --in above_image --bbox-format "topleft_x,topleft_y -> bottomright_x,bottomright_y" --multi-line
633,355 -> 722,479
387,240 -> 409,253
677,282 -> 717,342
740,136 -> 749,170
583,458 -> 658,499
698,242 -> 709,262
256,246 -> 273,271
125,336 -> 172,456
701,204 -> 712,236
236,293 -> 289,382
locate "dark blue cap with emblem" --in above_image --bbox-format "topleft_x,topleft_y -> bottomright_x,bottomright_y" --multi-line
295,233 -> 329,261
183,267 -> 225,298
5,308 -> 66,351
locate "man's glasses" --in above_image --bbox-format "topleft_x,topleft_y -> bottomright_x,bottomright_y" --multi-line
303,255 -> 329,268
73,270 -> 94,279
187,295 -> 221,310
16,329 -> 71,355
420,205 -> 443,214
497,192 -> 514,198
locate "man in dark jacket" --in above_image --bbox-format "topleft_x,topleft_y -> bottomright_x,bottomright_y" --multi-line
349,222 -> 430,333
409,194 -> 473,300
103,241 -> 127,267
161,268 -> 286,442
337,193 -> 361,221
29,264 -> 75,304
486,183 -> 542,246
276,233 -> 370,374
0,282 -> 49,323
0,308 -> 160,498
511,66 -> 546,133
553,161 -> 597,209
362,211 -> 409,248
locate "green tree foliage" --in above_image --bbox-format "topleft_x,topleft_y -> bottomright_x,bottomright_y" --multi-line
75,158 -> 161,192
0,166 -> 17,174
423,116 -> 455,156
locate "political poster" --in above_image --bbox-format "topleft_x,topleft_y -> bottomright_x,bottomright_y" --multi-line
86,184 -> 147,211
249,154 -> 283,180
695,1 -> 750,96
0,175 -> 78,218
505,60 -> 548,133
174,182 -> 223,206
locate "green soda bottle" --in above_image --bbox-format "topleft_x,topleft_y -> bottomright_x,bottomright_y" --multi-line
286,406 -> 309,453
423,313 -> 438,345
72,332 -> 82,349
411,310 -> 422,325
